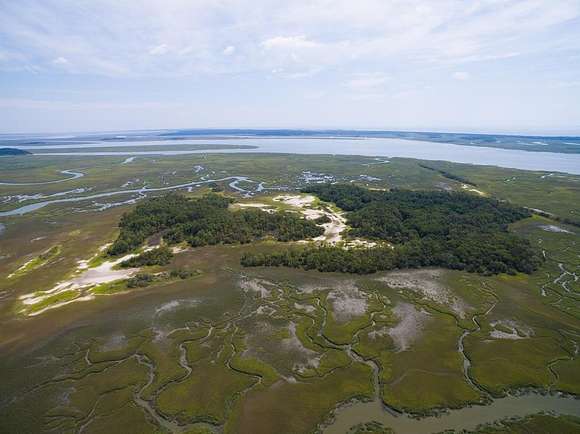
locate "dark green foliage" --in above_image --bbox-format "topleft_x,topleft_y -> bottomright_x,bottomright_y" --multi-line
348,202 -> 406,242
208,182 -> 224,192
314,214 -> 332,224
419,164 -> 477,186
169,268 -> 199,279
241,246 -> 396,274
126,273 -> 155,288
0,148 -> 31,156
243,184 -> 542,275
120,246 -> 174,268
108,193 -> 323,255
348,420 -> 394,434
303,184 -> 375,211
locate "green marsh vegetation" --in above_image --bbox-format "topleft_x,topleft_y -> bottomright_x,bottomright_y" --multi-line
120,246 -> 174,267
8,244 -> 62,278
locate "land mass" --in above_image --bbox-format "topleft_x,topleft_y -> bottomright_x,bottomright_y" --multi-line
1,152 -> 579,434
0,148 -> 31,156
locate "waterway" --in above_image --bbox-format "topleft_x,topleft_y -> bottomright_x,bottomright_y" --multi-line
16,137 -> 580,175
323,393 -> 580,434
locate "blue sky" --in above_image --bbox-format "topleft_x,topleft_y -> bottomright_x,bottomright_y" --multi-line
1,0 -> 580,134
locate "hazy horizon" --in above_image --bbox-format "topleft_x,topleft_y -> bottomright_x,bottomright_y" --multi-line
1,126 -> 580,139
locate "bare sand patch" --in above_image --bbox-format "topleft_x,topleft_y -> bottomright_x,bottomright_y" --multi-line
19,246 -> 142,314
461,184 -> 487,196
540,225 -> 573,234
273,194 -> 316,208
274,194 -> 348,244
234,203 -> 276,213
341,239 -> 378,249
302,208 -> 325,220
27,295 -> 95,317
314,211 -> 347,244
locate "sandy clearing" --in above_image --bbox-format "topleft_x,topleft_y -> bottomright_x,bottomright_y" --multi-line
170,245 -> 190,254
236,202 -> 270,208
540,225 -> 574,234
461,184 -> 487,196
273,194 -> 316,208
302,208 -> 325,220
27,295 -> 96,317
341,239 -> 378,249
273,194 -> 348,244
314,211 -> 347,244
20,250 -> 140,307
388,302 -> 430,352
235,202 -> 276,213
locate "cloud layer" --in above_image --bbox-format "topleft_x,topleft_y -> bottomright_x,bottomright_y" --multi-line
1,1 -> 580,133
1,0 -> 579,77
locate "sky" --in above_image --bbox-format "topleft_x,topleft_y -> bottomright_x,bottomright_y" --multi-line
1,0 -> 580,135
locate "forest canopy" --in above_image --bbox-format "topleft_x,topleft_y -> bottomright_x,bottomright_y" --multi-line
108,193 -> 323,255
242,184 -> 542,275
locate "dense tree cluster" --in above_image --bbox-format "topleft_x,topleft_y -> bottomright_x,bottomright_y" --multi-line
120,246 -> 174,268
419,164 -> 477,186
242,246 -> 396,274
242,184 -> 542,275
127,273 -> 155,288
108,193 -> 322,255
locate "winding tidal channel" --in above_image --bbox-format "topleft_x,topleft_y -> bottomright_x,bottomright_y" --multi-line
0,169 -> 84,186
0,176 -> 256,217
323,393 -> 580,434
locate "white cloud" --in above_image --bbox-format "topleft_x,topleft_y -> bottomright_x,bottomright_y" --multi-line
52,56 -> 68,65
344,73 -> 390,89
0,98 -> 182,111
553,80 -> 580,88
452,71 -> 470,81
149,44 -> 170,56
261,35 -> 320,51
223,45 -> 236,56
0,0 -> 578,77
